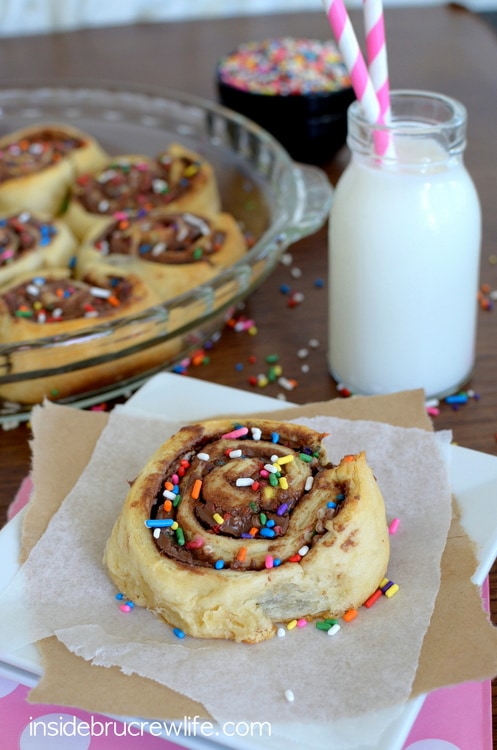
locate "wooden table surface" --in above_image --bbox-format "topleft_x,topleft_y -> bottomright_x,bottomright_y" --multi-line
0,4 -> 496,746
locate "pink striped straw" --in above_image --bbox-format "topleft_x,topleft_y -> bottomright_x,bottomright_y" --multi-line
322,0 -> 392,156
363,0 -> 391,124
323,0 -> 380,123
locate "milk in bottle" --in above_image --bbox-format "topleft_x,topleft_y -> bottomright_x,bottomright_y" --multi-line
328,91 -> 481,398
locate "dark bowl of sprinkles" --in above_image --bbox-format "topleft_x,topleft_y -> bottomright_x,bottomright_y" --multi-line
216,37 -> 355,165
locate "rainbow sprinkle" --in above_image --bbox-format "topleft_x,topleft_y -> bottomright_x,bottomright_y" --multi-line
217,38 -> 351,96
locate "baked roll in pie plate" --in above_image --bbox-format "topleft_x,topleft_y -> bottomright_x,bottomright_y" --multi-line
65,143 -> 222,240
0,212 -> 77,289
0,123 -> 108,216
104,418 -> 390,643
0,263 -> 181,404
77,209 -> 248,299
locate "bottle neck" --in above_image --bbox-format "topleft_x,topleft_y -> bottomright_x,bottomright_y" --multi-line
347,90 -> 467,170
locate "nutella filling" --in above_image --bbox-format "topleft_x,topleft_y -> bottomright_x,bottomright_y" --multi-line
93,212 -> 225,264
148,423 -> 343,571
3,275 -> 133,323
74,153 -> 202,216
0,213 -> 57,267
0,129 -> 84,182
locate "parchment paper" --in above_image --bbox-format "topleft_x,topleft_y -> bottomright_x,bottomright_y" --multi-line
2,387 -> 497,750
0,406 -> 453,748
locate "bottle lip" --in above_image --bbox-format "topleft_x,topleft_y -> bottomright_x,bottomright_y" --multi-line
348,89 -> 468,158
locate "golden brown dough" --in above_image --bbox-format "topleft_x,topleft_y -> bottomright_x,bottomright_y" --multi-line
76,210 -> 247,299
65,144 -> 222,240
0,123 -> 108,216
104,419 -> 390,643
0,212 -> 77,289
0,264 -> 182,405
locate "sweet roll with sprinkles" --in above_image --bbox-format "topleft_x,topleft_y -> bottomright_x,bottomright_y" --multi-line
0,211 -> 77,289
104,418 -> 390,643
0,122 -> 108,216
76,209 -> 247,300
65,143 -> 222,240
0,260 -> 181,405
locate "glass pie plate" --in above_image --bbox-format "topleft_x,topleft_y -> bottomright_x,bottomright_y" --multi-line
0,81 -> 333,424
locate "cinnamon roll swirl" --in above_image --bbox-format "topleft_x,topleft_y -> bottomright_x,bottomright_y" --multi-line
65,144 -> 222,240
0,123 -> 108,216
0,212 -> 77,289
104,419 -> 390,643
77,210 -> 247,299
0,263 -> 180,405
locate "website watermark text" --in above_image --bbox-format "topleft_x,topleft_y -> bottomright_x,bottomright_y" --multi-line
28,714 -> 272,740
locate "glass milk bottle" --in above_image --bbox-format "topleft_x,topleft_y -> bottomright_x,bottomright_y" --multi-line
328,90 -> 481,399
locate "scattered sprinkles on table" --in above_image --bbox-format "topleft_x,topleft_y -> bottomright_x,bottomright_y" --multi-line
478,282 -> 497,311
423,390 -> 480,418
217,38 -> 351,96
